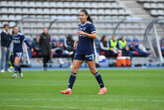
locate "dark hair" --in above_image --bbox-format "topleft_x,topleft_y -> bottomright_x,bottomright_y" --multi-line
67,34 -> 72,38
13,26 -> 19,29
80,9 -> 93,23
121,36 -> 125,40
3,24 -> 9,28
100,35 -> 106,42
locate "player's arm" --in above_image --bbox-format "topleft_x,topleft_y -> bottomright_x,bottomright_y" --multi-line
77,31 -> 96,39
23,36 -> 31,49
77,24 -> 96,39
24,40 -> 31,48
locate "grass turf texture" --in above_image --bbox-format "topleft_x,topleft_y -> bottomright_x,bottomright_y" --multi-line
0,69 -> 164,110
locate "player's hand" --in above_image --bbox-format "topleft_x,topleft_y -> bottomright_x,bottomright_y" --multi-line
31,48 -> 34,52
77,31 -> 85,35
73,40 -> 78,50
4,47 -> 7,52
73,42 -> 77,50
126,47 -> 129,51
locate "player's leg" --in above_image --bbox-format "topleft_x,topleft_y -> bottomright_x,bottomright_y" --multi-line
0,47 -> 5,72
5,48 -> 10,72
42,55 -> 47,71
13,52 -> 23,78
87,60 -> 107,95
69,60 -> 83,88
12,57 -> 21,78
60,60 -> 83,94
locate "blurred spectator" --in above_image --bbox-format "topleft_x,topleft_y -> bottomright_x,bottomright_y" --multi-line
53,38 -> 65,67
39,28 -> 51,71
109,35 -> 121,57
130,38 -> 151,57
32,35 -> 42,57
51,37 -> 57,49
160,38 -> 164,56
100,35 -> 110,57
119,36 -> 130,56
54,38 -> 65,57
64,34 -> 75,60
0,24 -> 12,72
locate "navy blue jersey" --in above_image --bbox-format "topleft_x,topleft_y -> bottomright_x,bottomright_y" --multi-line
76,21 -> 96,55
12,33 -> 25,52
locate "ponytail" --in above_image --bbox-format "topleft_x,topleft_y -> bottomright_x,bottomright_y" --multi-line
80,9 -> 93,23
87,15 -> 93,23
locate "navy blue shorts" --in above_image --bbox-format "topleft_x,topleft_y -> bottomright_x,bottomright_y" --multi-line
13,51 -> 23,58
74,53 -> 95,61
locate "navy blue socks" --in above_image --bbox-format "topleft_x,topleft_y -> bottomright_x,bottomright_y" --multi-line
68,72 -> 76,89
67,72 -> 104,89
14,64 -> 21,73
18,66 -> 22,73
94,72 -> 105,88
14,65 -> 19,73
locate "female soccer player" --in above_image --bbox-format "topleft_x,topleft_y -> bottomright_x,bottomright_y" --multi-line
12,26 -> 30,78
60,9 -> 107,95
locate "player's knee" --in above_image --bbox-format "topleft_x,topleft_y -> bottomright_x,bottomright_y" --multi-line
89,67 -> 97,74
91,71 -> 97,75
71,70 -> 77,74
71,72 -> 77,75
14,59 -> 20,65
72,70 -> 78,74
72,66 -> 78,73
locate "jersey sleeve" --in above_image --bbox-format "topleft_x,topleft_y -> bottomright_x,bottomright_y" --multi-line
90,24 -> 96,33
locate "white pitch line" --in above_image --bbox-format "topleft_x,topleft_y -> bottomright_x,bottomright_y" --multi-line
2,98 -> 164,103
0,104 -> 138,110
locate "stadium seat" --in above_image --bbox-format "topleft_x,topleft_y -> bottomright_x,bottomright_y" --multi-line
0,0 -> 144,39
22,1 -> 29,7
43,2 -> 49,7
14,1 -> 22,7
1,8 -> 8,14
15,15 -> 22,20
29,1 -> 35,8
35,1 -> 42,7
9,15 -> 15,20
138,0 -> 164,17
56,2 -> 63,7
8,1 -> 15,7
0,1 -> 8,6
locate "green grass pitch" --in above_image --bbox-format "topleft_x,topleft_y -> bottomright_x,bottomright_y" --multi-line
0,69 -> 164,110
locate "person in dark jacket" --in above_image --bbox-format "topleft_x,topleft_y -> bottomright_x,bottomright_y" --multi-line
39,28 -> 51,71
100,35 -> 110,57
0,24 -> 12,72
64,34 -> 75,60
